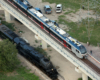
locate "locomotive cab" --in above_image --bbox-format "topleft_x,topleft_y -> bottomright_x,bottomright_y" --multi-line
74,45 -> 87,59
79,45 -> 88,59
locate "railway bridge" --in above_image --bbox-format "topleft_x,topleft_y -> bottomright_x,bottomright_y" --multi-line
0,0 -> 100,80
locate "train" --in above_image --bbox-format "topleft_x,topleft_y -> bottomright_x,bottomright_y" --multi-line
0,24 -> 58,80
6,0 -> 88,59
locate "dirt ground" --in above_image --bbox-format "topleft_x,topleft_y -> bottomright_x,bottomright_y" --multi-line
0,0 -> 100,80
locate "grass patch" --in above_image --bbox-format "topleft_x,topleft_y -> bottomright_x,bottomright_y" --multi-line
18,30 -> 24,33
0,66 -> 40,80
58,15 -> 67,24
47,45 -> 51,47
49,49 -> 52,51
64,10 -> 75,15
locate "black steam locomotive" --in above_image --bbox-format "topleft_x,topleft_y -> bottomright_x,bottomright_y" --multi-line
0,25 -> 58,80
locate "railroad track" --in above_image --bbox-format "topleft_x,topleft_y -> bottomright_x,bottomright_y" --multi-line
82,59 -> 100,74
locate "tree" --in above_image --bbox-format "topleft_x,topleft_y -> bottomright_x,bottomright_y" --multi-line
0,39 -> 20,72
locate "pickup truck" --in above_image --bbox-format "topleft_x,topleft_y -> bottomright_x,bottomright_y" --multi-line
44,5 -> 52,14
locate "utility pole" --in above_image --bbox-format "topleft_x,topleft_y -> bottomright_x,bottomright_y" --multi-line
88,0 -> 90,40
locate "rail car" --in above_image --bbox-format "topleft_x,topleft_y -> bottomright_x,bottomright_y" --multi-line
6,0 -> 88,59
0,25 -> 58,80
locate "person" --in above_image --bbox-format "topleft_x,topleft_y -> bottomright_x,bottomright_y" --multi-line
40,42 -> 42,47
90,50 -> 92,54
82,5 -> 85,10
0,20 -> 1,25
87,42 -> 89,46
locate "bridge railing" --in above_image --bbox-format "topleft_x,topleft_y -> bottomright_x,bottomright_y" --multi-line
0,0 -> 99,80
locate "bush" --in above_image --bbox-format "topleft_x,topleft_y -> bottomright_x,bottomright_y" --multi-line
78,78 -> 82,80
0,39 -> 20,72
78,77 -> 92,80
35,40 -> 38,43
0,17 -> 2,20
35,47 -> 50,60
1,21 -> 15,31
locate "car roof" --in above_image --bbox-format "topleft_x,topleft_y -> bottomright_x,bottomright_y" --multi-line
45,5 -> 50,8
57,4 -> 62,7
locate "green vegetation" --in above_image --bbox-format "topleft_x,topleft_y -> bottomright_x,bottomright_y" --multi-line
0,17 -> 2,20
78,77 -> 92,80
1,21 -> 15,31
35,40 -> 39,43
0,66 -> 40,80
49,49 -> 52,51
64,11 -> 75,15
47,45 -> 51,47
0,39 -> 20,72
18,30 -> 24,33
0,39 -> 40,80
35,47 -> 51,60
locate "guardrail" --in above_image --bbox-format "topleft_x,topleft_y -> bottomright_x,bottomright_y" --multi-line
0,0 -> 100,80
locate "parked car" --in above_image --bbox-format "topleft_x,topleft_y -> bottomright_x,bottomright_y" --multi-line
44,5 -> 52,14
35,7 -> 42,13
56,4 -> 62,13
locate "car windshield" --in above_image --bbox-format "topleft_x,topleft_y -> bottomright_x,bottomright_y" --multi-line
79,46 -> 87,54
46,8 -> 51,10
57,7 -> 60,8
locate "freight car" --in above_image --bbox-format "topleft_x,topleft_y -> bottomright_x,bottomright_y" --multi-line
0,24 -> 58,80
6,0 -> 88,59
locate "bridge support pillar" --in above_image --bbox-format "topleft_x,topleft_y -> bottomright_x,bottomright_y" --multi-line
0,6 -> 4,10
35,34 -> 47,50
4,10 -> 11,22
75,67 -> 88,80
41,40 -> 47,50
82,73 -> 88,80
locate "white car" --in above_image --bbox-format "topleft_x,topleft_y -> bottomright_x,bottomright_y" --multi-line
56,4 -> 62,13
